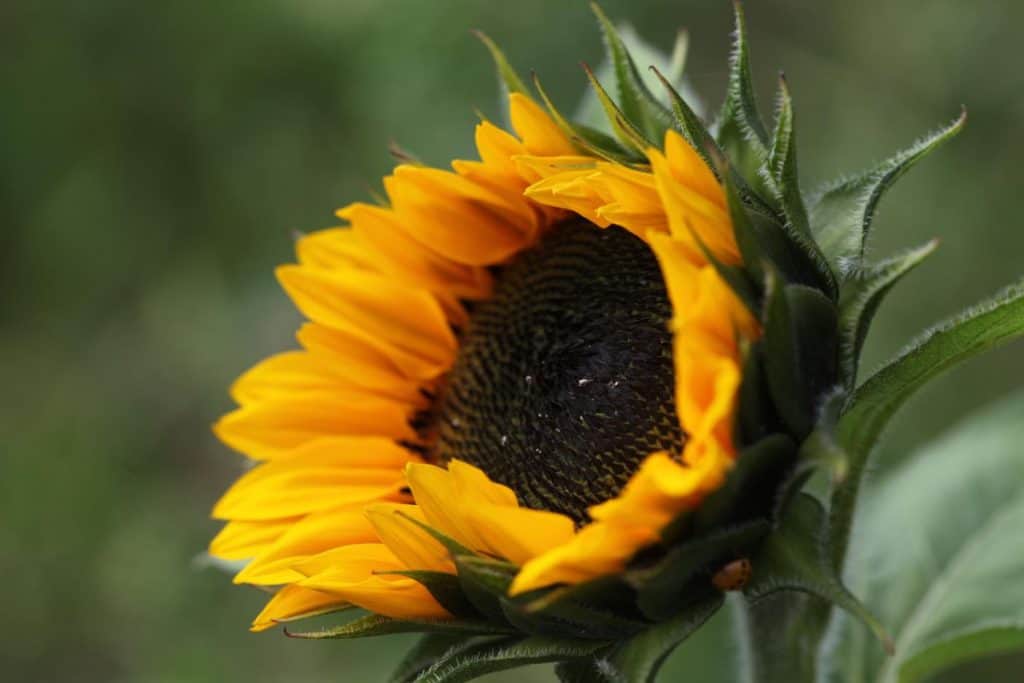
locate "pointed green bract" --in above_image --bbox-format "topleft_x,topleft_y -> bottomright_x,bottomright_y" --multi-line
718,1 -> 770,146
836,240 -> 939,387
590,2 -> 673,143
532,72 -> 638,164
285,614 -> 514,640
473,30 -> 529,96
810,110 -> 965,275
582,63 -> 655,154
768,75 -> 813,240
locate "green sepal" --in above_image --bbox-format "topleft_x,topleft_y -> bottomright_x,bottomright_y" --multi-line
501,593 -> 647,641
733,344 -> 784,446
628,521 -> 769,621
830,278 -> 1024,571
762,273 -> 840,438
410,635 -> 608,683
767,74 -> 811,237
651,65 -> 720,169
604,594 -> 725,682
837,239 -> 939,388
453,555 -> 517,624
532,72 -> 638,164
383,570 -> 481,619
796,386 -> 851,486
582,63 -> 656,155
590,2 -> 673,143
396,511 -> 477,559
473,30 -> 529,96
809,109 -> 965,276
723,166 -> 835,297
744,493 -> 893,654
284,613 -> 515,640
554,656 -> 619,683
390,633 -> 483,683
693,433 -> 797,531
715,1 -> 773,202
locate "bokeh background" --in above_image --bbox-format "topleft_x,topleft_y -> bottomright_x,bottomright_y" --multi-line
4,0 -> 1023,681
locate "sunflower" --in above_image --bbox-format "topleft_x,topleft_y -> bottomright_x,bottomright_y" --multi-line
209,4 -> 972,680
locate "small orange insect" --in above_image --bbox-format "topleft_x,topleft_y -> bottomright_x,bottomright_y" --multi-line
712,558 -> 753,591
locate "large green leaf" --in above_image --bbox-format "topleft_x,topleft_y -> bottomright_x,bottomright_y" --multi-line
829,280 -> 1024,570
820,390 -> 1024,683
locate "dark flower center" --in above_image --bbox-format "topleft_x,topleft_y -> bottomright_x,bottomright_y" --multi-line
431,219 -> 684,524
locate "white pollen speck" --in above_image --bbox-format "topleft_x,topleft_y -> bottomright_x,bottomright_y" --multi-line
577,378 -> 592,387
524,375 -> 534,385
609,380 -> 621,389
450,418 -> 461,428
500,435 -> 509,446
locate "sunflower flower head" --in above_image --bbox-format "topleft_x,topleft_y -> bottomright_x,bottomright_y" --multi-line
209,3 -> 966,678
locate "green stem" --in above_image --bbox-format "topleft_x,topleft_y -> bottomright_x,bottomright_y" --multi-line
740,593 -> 832,683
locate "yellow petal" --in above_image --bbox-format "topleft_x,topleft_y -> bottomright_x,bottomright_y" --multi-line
209,519 -> 295,561
464,502 -> 576,566
510,521 -> 657,595
214,394 -> 416,460
230,350 -> 424,407
365,503 -> 455,573
384,170 -> 530,266
296,544 -> 450,619
250,585 -> 350,632
508,93 -> 576,157
277,264 -> 456,380
404,462 -> 488,550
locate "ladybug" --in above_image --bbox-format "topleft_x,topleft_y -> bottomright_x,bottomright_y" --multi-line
712,558 -> 753,592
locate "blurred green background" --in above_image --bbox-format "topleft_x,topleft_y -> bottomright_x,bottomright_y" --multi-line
3,0 -> 1022,680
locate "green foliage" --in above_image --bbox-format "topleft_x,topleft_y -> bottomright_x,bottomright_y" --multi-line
830,280 -> 1024,571
821,390 -> 1024,682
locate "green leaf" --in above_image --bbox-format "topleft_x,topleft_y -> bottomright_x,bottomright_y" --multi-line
605,595 -> 724,682
809,109 -> 965,275
284,613 -> 514,640
829,279 -> 1024,571
590,2 -> 673,142
412,636 -> 607,683
745,493 -> 892,653
836,240 -> 939,388
822,390 -> 1024,683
